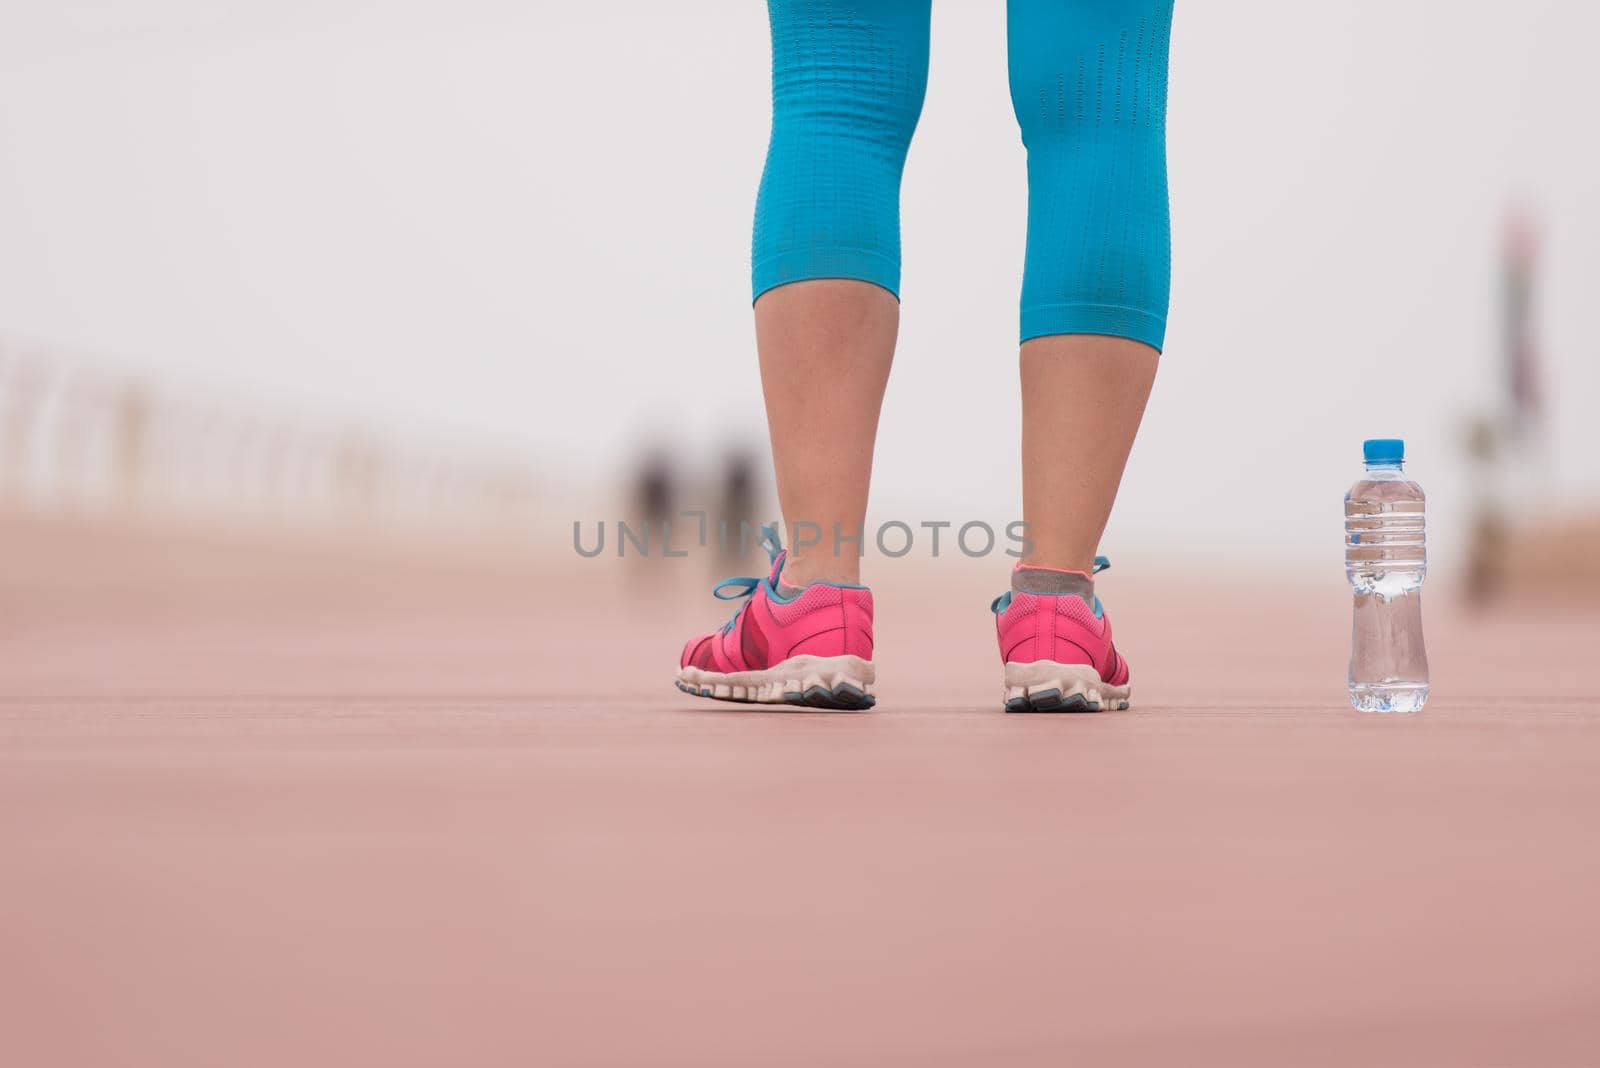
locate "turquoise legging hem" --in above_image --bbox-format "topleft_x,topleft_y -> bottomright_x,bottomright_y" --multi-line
752,0 -> 1174,352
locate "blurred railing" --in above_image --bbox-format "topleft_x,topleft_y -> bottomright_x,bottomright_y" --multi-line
0,335 -> 540,539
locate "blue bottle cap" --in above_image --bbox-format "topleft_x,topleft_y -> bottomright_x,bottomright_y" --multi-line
1363,438 -> 1405,464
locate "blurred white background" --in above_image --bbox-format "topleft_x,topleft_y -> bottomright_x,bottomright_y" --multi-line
1,0 -> 1595,572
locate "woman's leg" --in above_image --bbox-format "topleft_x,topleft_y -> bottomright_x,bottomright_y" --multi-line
753,0 -> 931,587
673,1 -> 926,708
1007,0 -> 1174,575
756,281 -> 899,587
1021,336 -> 1159,573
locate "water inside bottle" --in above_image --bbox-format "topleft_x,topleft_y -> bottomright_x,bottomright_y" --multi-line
1345,462 -> 1429,712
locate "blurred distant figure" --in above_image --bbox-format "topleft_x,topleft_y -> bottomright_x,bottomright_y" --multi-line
1464,208 -> 1547,606
713,445 -> 764,572
1463,416 -> 1509,605
1503,210 -> 1542,438
629,447 -> 678,574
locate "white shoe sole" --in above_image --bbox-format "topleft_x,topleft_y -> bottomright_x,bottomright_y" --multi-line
675,654 -> 876,710
1003,660 -> 1130,713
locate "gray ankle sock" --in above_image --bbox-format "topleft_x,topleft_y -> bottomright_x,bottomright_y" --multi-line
1012,566 -> 1094,606
775,579 -> 808,600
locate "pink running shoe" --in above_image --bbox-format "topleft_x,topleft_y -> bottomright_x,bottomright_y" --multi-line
992,556 -> 1131,712
676,526 -> 876,710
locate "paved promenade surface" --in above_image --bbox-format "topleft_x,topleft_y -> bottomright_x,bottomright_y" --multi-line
3,515 -> 1597,1066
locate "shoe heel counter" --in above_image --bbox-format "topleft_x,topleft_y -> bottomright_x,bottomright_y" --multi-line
842,587 -> 874,660
996,592 -> 1043,664
782,586 -> 874,661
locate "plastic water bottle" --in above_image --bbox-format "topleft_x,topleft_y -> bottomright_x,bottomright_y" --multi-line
1344,438 -> 1429,712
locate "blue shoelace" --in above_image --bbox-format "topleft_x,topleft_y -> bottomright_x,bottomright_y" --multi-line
710,523 -> 784,633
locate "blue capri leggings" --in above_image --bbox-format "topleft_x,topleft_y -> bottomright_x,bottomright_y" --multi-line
753,0 -> 1173,351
